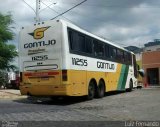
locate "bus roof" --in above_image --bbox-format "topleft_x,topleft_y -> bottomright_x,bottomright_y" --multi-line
21,19 -> 134,54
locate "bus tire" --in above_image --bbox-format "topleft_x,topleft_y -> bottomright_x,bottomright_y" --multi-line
127,80 -> 133,92
97,80 -> 105,98
87,81 -> 95,100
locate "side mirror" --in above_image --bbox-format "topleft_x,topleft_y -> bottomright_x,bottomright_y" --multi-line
138,69 -> 145,77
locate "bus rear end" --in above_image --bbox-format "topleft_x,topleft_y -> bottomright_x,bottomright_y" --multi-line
19,20 -> 65,96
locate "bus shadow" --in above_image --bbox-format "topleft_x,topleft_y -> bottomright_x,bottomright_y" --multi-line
13,96 -> 88,106
13,91 -> 126,106
105,91 -> 126,96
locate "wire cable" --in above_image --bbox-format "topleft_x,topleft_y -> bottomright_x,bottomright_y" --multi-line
41,1 -> 80,26
41,1 -> 59,14
39,1 -> 57,13
51,0 -> 87,20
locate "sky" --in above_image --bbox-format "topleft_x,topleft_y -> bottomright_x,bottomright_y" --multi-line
1,0 -> 160,49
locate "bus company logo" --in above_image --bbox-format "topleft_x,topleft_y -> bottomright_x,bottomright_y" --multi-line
29,26 -> 50,39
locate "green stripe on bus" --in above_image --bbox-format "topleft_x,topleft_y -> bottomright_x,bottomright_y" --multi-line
117,65 -> 129,90
117,65 -> 125,90
121,65 -> 129,90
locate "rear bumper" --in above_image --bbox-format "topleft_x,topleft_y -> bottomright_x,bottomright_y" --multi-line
20,84 -> 72,96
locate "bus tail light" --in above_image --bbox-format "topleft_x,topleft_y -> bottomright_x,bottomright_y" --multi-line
62,70 -> 67,81
20,72 -> 23,82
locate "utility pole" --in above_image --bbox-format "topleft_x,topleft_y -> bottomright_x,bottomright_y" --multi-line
35,0 -> 40,22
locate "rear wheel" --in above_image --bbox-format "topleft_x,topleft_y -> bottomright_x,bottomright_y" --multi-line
87,81 -> 95,100
97,80 -> 105,98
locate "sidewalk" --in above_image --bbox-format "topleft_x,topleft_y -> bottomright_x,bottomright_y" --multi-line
0,89 -> 27,99
142,85 -> 160,89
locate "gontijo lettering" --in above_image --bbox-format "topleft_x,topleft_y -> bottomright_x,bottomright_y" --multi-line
24,39 -> 56,49
97,61 -> 115,70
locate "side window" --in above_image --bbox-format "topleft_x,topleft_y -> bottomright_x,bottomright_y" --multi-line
68,30 -> 73,50
124,51 -> 132,65
78,34 -> 85,52
93,40 -> 104,57
85,37 -> 92,54
124,51 -> 128,64
128,53 -> 132,65
68,28 -> 86,53
110,47 -> 117,59
117,49 -> 124,63
105,44 -> 110,58
68,29 -> 78,51
133,54 -> 138,78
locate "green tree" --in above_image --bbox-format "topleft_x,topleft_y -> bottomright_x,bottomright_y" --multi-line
0,13 -> 18,71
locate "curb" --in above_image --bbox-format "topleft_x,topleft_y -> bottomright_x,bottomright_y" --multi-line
0,91 -> 21,96
0,90 -> 27,99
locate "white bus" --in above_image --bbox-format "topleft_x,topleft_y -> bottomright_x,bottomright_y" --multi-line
19,19 -> 138,99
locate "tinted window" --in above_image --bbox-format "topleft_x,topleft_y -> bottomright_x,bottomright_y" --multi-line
125,52 -> 132,65
68,27 -> 132,65
78,34 -> 85,52
105,44 -> 110,58
85,37 -> 92,54
93,40 -> 104,57
68,30 -> 73,50
68,29 -> 78,51
110,47 -> 116,59
117,49 -> 124,62
128,53 -> 132,65
124,51 -> 128,63
133,54 -> 138,78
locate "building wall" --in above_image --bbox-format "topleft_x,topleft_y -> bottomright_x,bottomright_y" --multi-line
142,51 -> 160,86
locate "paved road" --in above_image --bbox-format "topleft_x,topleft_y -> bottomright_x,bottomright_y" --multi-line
0,88 -> 160,121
